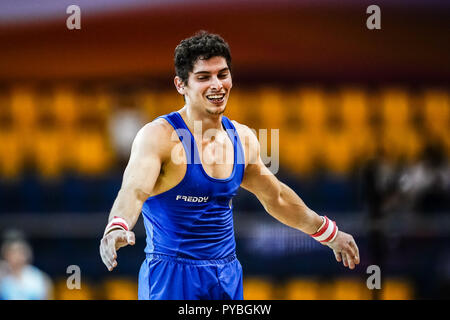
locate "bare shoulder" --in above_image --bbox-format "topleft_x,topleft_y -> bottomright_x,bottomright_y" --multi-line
137,117 -> 174,139
231,120 -> 260,165
132,117 -> 177,158
231,120 -> 258,144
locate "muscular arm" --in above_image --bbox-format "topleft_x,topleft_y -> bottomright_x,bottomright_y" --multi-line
100,120 -> 168,271
107,123 -> 163,228
239,126 -> 322,234
238,124 -> 360,269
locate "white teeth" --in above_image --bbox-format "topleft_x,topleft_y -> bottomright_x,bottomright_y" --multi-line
207,94 -> 224,99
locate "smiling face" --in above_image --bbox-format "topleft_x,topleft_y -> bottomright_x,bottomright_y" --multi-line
175,56 -> 232,116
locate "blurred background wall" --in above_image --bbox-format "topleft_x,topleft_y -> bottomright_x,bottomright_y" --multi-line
0,0 -> 449,299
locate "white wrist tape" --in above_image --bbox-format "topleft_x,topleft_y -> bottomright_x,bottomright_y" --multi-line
311,216 -> 338,244
103,216 -> 129,237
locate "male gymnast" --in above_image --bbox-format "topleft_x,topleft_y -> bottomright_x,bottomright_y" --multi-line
99,31 -> 360,300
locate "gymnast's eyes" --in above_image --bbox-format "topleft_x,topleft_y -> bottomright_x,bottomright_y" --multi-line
197,73 -> 229,81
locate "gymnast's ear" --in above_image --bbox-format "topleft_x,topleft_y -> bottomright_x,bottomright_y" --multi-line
174,76 -> 185,95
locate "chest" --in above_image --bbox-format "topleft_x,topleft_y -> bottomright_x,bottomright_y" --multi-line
160,131 -> 235,188
195,132 -> 235,179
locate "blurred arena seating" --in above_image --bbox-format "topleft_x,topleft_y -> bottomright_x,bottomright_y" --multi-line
0,84 -> 448,182
0,83 -> 448,300
0,83 -> 448,216
49,276 -> 414,300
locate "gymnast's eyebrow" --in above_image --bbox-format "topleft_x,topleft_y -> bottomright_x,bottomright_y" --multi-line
194,67 -> 230,75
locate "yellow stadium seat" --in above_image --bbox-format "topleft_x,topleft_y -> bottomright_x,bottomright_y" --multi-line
284,278 -> 321,300
381,278 -> 414,300
10,86 -> 37,130
346,126 -> 377,164
330,277 -> 371,300
338,88 -> 369,129
280,129 -> 321,176
156,91 -> 184,117
76,88 -> 111,126
297,88 -> 327,131
224,89 -> 247,123
380,127 -> 424,163
281,92 -> 303,131
238,89 -> 264,129
380,88 -> 411,129
52,86 -> 78,126
54,279 -> 96,300
96,89 -> 113,120
0,128 -> 24,179
423,90 -> 449,137
33,125 -> 66,179
103,278 -> 138,300
243,277 -> 275,300
137,89 -> 160,122
71,128 -> 113,175
10,87 -> 37,154
259,87 -> 284,129
321,128 -> 354,175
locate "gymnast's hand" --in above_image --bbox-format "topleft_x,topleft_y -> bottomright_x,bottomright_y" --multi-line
326,230 -> 360,270
100,229 -> 135,271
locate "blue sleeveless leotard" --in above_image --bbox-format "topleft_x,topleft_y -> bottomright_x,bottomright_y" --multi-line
138,111 -> 245,300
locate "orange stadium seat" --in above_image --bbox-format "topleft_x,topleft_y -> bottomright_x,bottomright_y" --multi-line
224,89 -> 247,123
283,278 -> 321,300
381,278 -> 414,300
76,88 -> 111,126
155,91 -> 184,117
10,86 -> 37,129
343,125 -> 377,165
297,87 -> 327,131
321,129 -> 355,175
52,86 -> 78,127
280,129 -> 321,175
237,88 -> 264,130
137,89 -> 160,122
329,277 -> 371,300
0,126 -> 24,179
0,90 -> 24,178
102,278 -> 138,300
423,90 -> 449,137
243,277 -> 276,300
338,88 -> 370,129
70,126 -> 113,176
96,88 -> 114,120
259,87 -> 284,129
54,278 -> 96,300
335,89 -> 377,165
281,91 -> 303,129
10,86 -> 38,153
279,88 -> 330,175
33,124 -> 67,179
380,88 -> 411,128
380,127 -> 424,163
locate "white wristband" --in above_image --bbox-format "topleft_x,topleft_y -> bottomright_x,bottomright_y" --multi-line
311,216 -> 338,244
103,216 -> 129,237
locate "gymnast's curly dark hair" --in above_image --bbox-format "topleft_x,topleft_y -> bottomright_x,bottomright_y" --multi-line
174,31 -> 232,85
